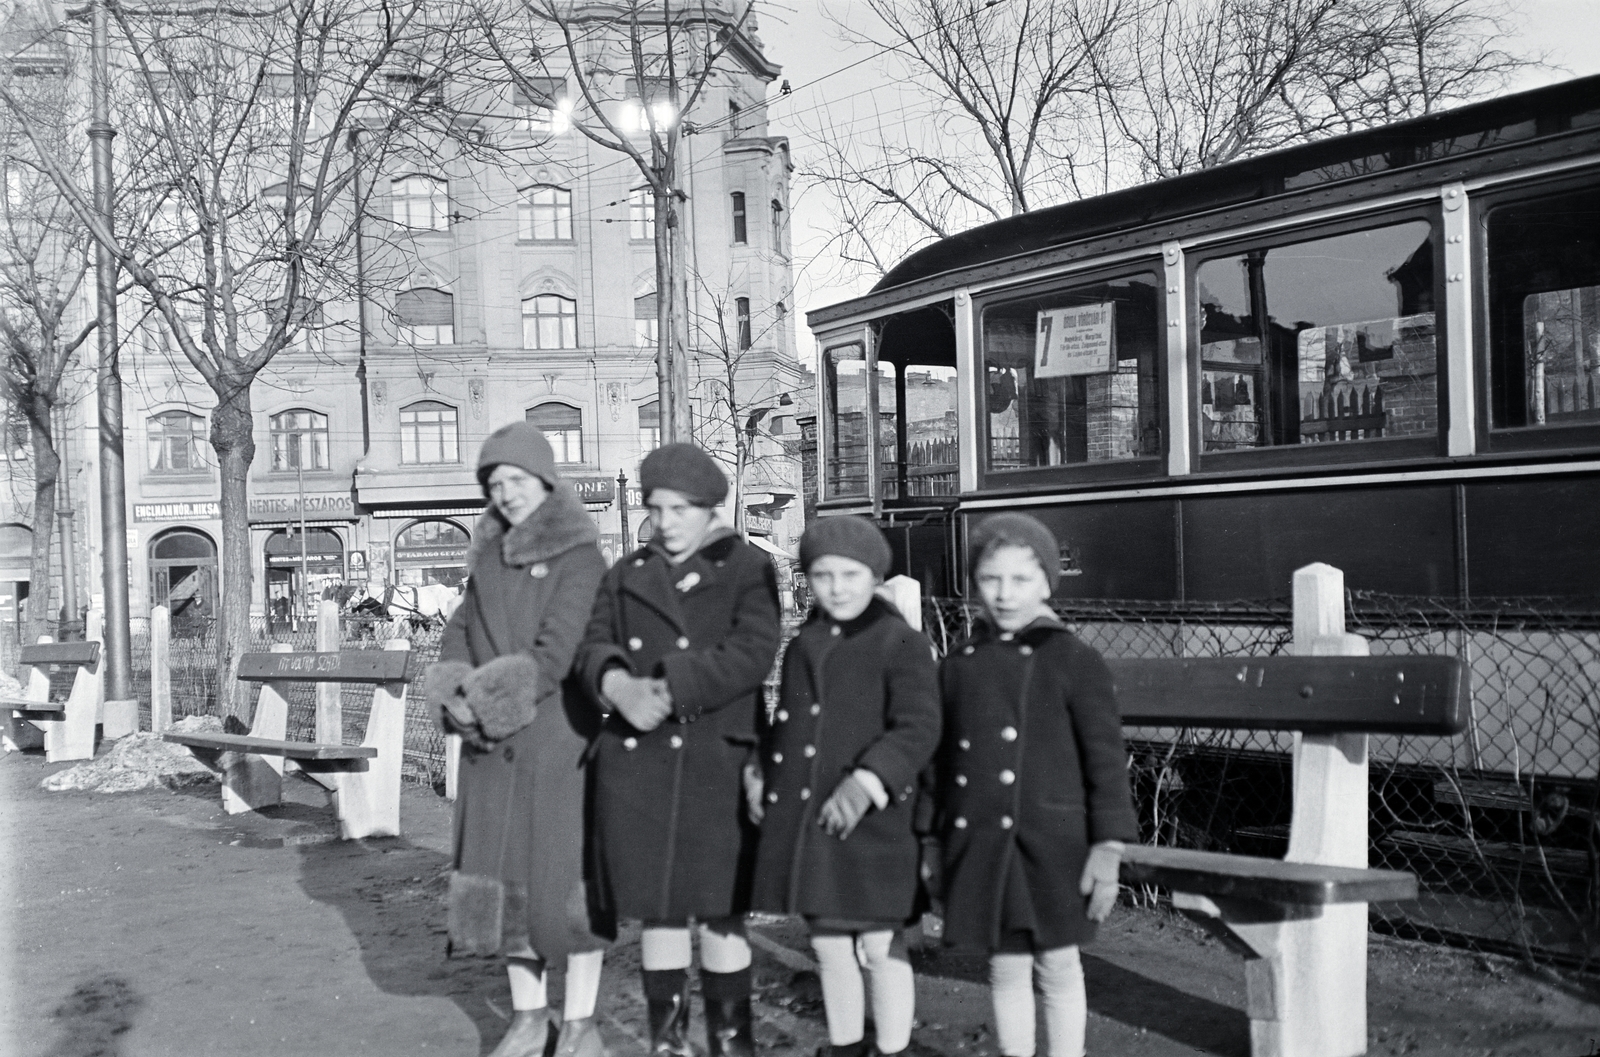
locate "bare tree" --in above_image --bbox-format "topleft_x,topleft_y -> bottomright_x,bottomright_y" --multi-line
0,0 -> 468,714
0,8 -> 98,646
462,0 -> 766,442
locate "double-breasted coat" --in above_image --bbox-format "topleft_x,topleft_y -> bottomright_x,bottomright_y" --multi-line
575,528 -> 782,923
750,598 -> 941,925
439,485 -> 611,958
932,616 -> 1138,952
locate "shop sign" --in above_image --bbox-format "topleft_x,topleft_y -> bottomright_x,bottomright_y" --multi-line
745,513 -> 776,534
247,493 -> 355,523
570,476 -> 616,505
395,545 -> 469,564
133,500 -> 220,522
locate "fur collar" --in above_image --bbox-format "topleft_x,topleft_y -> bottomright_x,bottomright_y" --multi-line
466,484 -> 598,573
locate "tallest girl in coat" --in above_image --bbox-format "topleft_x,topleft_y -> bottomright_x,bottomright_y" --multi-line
576,443 -> 782,1057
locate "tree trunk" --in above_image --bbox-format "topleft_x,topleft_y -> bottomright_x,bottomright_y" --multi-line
210,382 -> 257,719
25,409 -> 58,648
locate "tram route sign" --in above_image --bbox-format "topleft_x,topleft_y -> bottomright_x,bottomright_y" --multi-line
1035,302 -> 1117,378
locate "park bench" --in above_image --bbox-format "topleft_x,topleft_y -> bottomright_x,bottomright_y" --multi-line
0,637 -> 103,763
163,641 -> 413,840
1101,563 -> 1468,1057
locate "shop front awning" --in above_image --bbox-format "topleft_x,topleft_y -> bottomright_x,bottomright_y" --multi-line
747,535 -> 793,561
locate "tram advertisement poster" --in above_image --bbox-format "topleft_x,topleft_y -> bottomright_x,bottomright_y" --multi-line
1035,303 -> 1116,378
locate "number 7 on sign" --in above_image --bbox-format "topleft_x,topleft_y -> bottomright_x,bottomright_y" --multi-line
1037,315 -> 1053,368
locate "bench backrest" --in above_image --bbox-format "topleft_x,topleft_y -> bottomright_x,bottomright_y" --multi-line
237,650 -> 413,685
19,641 -> 101,669
1109,655 -> 1468,735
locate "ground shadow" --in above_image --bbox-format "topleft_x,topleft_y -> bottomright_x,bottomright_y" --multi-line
294,827 -> 508,1055
42,975 -> 142,1057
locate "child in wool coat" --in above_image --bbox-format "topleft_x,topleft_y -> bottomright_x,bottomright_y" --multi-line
748,516 -> 941,1057
931,513 -> 1138,1057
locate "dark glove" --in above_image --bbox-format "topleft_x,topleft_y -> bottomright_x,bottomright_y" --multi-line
424,660 -> 474,734
919,837 -> 944,904
461,654 -> 541,742
1079,840 -> 1124,922
742,760 -> 765,825
818,772 -> 875,840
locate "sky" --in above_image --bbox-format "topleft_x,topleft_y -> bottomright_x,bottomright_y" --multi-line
750,0 -> 1600,368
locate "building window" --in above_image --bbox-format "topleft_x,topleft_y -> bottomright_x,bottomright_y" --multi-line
736,297 -> 751,351
1194,220 -> 1437,453
983,272 -> 1162,470
400,401 -> 459,464
269,409 -> 330,471
729,100 -> 743,136
731,192 -> 746,244
527,402 -> 583,463
1486,185 -> 1600,434
635,292 -> 658,347
629,187 -> 655,240
518,185 -> 573,240
513,76 -> 571,134
522,294 -> 578,349
148,410 -> 210,473
638,399 -> 660,450
624,78 -> 675,133
390,174 -> 448,230
771,198 -> 785,249
394,287 -> 454,345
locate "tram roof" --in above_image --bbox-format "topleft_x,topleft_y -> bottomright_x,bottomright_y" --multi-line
807,73 -> 1600,330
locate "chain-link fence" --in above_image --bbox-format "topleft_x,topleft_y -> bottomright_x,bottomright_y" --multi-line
926,592 -> 1600,972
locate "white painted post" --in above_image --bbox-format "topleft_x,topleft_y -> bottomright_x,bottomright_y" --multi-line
334,638 -> 410,839
315,599 -> 341,745
221,643 -> 290,814
150,606 -> 171,733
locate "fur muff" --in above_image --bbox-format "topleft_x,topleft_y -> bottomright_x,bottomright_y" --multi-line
462,653 -> 541,741
447,872 -> 504,956
424,660 -> 474,733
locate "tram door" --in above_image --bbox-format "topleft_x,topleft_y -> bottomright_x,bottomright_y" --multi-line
149,529 -> 219,636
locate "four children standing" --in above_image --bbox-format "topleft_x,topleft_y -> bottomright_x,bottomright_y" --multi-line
431,438 -> 1136,1057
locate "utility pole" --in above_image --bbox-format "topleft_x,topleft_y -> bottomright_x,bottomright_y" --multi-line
90,0 -> 136,725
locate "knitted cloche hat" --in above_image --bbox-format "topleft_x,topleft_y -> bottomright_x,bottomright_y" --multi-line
968,512 -> 1062,594
639,443 -> 728,507
476,421 -> 559,493
799,515 -> 893,579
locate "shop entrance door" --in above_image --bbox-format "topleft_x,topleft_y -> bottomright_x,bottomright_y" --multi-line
149,529 -> 219,637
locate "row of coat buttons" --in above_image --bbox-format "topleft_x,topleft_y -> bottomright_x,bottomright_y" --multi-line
956,726 -> 1018,751
769,745 -> 816,764
766,788 -> 812,803
629,636 -> 692,651
951,815 -> 1014,829
622,734 -> 685,750
773,704 -> 822,723
960,644 -> 1034,656
952,769 -> 1016,787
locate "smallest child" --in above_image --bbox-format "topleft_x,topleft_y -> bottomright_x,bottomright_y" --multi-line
748,516 -> 943,1057
932,513 -> 1138,1057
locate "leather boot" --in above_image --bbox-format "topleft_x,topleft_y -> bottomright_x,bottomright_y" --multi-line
701,968 -> 754,1057
642,968 -> 697,1057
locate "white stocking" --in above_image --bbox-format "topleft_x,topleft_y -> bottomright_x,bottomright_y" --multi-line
564,950 -> 605,1021
811,934 -> 866,1045
698,922 -> 752,973
508,958 -> 547,1012
988,952 -> 1036,1057
640,926 -> 694,971
1035,946 -> 1086,1057
857,931 -> 914,1054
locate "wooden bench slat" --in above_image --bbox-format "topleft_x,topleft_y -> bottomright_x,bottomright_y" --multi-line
162,731 -> 378,760
19,641 -> 101,668
237,651 -> 413,684
0,697 -> 63,712
1110,655 -> 1468,735
1119,844 -> 1419,905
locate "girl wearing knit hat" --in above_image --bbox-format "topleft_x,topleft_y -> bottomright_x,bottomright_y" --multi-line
574,442 -> 782,1057
928,512 -> 1138,1057
422,421 -> 612,1057
749,516 -> 941,1057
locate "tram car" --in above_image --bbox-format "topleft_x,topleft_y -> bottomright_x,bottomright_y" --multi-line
804,74 -> 1600,948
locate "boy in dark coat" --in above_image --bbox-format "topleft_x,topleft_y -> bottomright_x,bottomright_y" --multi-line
575,443 -> 782,1057
424,422 -> 612,1057
932,513 -> 1138,1057
749,516 -> 940,1057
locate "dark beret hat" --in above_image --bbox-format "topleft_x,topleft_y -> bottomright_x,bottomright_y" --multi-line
476,421 -> 558,492
799,515 -> 892,579
639,443 -> 728,506
969,512 -> 1061,594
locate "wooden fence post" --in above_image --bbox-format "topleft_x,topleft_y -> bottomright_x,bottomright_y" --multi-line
315,599 -> 341,745
150,605 -> 171,733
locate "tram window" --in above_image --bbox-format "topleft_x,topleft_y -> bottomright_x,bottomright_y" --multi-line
1195,221 -> 1437,453
981,273 -> 1161,472
823,343 -> 898,500
1486,186 -> 1600,433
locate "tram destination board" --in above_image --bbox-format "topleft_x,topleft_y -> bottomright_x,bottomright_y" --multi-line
237,651 -> 413,684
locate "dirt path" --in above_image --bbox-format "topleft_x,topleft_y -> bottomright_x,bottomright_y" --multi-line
3,747 -> 1596,1057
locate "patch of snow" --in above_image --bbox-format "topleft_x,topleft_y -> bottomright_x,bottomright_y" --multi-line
41,715 -> 223,793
